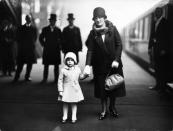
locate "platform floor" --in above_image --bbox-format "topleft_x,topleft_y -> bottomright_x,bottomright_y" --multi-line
0,52 -> 172,131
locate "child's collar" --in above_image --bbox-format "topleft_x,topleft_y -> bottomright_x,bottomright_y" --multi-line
64,65 -> 75,70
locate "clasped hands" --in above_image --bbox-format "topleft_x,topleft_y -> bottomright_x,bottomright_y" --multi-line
83,60 -> 119,76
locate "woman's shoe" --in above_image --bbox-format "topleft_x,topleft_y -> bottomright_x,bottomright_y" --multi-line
109,107 -> 119,118
98,112 -> 107,120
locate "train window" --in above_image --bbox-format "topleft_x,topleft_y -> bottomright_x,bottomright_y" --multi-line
139,19 -> 143,40
135,22 -> 139,39
144,16 -> 150,40
142,18 -> 145,39
129,25 -> 136,38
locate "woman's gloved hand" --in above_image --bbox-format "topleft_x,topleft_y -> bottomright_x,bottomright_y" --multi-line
111,61 -> 119,68
83,65 -> 91,76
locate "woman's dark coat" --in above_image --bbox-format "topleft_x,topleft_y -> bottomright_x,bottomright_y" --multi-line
16,24 -> 37,64
86,20 -> 126,98
39,26 -> 62,65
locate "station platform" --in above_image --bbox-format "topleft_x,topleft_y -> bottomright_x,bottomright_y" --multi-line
0,52 -> 172,131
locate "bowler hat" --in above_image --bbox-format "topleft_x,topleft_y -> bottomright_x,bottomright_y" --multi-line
49,14 -> 57,21
67,13 -> 75,20
93,7 -> 107,20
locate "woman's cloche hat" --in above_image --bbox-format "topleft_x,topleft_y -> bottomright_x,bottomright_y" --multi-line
92,7 -> 107,20
64,52 -> 77,64
49,13 -> 57,21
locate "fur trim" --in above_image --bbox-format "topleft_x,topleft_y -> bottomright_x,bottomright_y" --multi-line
93,20 -> 114,35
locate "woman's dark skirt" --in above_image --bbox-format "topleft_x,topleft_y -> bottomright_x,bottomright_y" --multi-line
94,67 -> 126,99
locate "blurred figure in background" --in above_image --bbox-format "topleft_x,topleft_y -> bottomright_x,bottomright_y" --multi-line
62,13 -> 82,63
39,14 -> 62,84
148,7 -> 170,92
13,14 -> 37,82
0,19 -> 16,76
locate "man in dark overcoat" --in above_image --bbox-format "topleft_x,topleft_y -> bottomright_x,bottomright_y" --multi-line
62,13 -> 82,63
148,7 -> 170,92
0,19 -> 16,76
13,14 -> 37,82
39,14 -> 62,83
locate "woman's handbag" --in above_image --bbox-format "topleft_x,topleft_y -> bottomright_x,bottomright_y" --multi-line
105,70 -> 124,91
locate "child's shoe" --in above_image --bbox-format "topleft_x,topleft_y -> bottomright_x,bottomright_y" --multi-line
61,119 -> 67,123
71,119 -> 77,124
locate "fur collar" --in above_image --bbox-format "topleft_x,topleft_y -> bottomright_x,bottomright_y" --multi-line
93,20 -> 114,35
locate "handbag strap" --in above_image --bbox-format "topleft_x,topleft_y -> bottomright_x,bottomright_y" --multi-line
106,68 -> 113,78
106,67 -> 119,78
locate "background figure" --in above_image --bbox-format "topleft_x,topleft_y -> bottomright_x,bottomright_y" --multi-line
39,14 -> 62,84
0,19 -> 16,76
13,14 -> 37,82
84,7 -> 126,120
62,13 -> 82,63
148,7 -> 170,92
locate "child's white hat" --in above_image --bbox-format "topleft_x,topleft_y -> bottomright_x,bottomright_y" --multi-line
64,52 -> 77,63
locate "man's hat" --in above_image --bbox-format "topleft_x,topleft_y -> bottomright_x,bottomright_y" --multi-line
67,13 -> 75,20
49,14 -> 57,21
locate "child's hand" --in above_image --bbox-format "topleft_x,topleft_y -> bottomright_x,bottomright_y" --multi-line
59,91 -> 63,96
58,92 -> 63,101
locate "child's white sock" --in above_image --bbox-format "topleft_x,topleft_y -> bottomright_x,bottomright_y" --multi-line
63,103 -> 68,120
71,104 -> 77,121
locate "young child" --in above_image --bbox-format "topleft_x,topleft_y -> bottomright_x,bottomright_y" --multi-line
57,52 -> 86,123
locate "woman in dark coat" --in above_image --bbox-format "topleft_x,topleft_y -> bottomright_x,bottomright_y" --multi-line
84,7 -> 126,120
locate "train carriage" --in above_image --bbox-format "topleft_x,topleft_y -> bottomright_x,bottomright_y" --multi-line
122,0 -> 173,83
